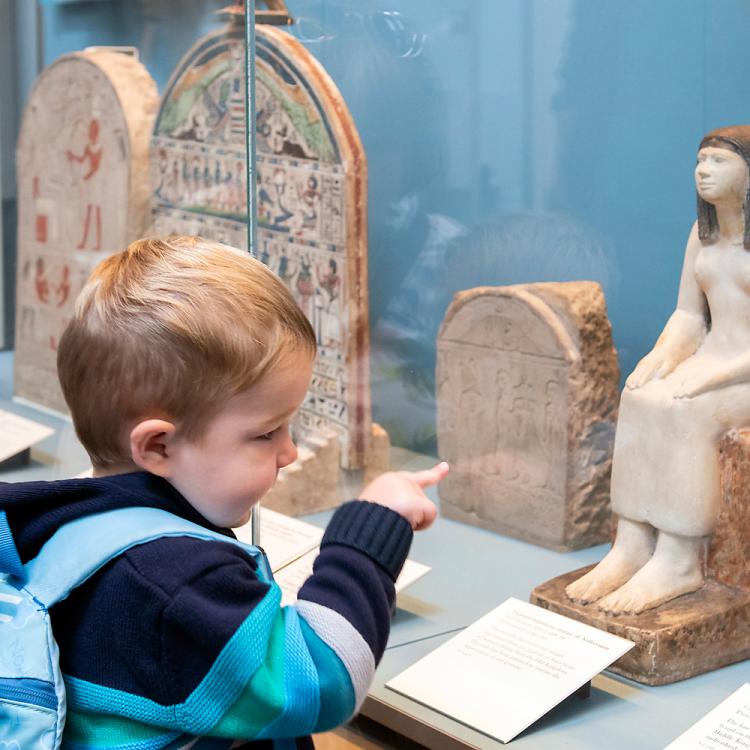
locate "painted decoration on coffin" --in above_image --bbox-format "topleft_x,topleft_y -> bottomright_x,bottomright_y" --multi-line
151,23 -> 369,468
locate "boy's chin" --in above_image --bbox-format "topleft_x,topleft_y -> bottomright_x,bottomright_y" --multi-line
230,503 -> 262,529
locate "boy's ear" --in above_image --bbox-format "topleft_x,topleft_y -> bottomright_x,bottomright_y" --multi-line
129,419 -> 178,477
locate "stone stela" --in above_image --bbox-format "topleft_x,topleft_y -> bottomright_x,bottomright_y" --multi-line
14,49 -> 157,413
436,281 -> 619,551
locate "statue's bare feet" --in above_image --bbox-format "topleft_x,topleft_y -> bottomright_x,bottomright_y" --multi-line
565,547 -> 649,604
597,532 -> 704,615
565,518 -> 654,604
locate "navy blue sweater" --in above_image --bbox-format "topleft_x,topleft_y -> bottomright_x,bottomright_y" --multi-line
0,472 -> 413,748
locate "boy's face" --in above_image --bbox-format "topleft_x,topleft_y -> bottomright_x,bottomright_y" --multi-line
166,356 -> 313,528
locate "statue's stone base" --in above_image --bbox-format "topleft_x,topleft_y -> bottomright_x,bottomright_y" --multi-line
530,565 -> 750,685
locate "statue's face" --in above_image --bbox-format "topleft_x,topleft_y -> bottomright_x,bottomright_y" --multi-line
695,146 -> 748,204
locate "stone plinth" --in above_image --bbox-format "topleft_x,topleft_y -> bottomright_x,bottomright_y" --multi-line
263,423 -> 390,517
531,430 -> 750,685
531,567 -> 750,685
362,422 -> 391,486
262,429 -> 341,516
436,282 -> 619,551
708,430 -> 750,591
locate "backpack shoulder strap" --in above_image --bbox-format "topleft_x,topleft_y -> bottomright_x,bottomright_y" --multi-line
0,510 -> 25,579
22,506 -> 269,608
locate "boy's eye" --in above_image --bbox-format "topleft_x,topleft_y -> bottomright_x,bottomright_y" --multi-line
256,425 -> 285,441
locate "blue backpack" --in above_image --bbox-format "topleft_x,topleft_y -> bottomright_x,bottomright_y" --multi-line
0,506 -> 269,749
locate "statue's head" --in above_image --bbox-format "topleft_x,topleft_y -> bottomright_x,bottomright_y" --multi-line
697,125 -> 750,249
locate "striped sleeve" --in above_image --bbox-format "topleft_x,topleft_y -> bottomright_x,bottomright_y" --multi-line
62,502 -> 412,743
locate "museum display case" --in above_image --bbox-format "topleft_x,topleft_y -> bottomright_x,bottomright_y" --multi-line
3,1 -> 750,748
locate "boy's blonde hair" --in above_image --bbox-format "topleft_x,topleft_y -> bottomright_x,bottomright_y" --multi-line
58,236 -> 316,468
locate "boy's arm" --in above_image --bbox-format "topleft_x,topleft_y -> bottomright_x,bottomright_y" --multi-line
109,502 -> 410,740
206,465 -> 445,738
61,469 -> 443,743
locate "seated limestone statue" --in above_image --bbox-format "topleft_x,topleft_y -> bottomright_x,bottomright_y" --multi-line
566,125 -> 750,615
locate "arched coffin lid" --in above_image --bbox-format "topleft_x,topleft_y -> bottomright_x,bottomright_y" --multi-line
151,23 -> 370,469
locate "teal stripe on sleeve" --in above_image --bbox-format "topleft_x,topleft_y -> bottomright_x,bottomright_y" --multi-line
297,618 -> 356,732
256,606 -> 320,739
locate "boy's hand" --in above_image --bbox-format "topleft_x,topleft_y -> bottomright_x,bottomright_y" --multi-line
358,462 -> 448,531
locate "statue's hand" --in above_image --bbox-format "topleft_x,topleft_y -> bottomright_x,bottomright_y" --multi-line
625,350 -> 682,390
674,372 -> 726,399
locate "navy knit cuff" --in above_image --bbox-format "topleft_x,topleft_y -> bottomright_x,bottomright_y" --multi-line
321,500 -> 413,581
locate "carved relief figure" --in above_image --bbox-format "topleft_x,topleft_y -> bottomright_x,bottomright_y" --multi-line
567,126 -> 750,614
34,257 -> 50,304
492,368 -> 518,480
66,118 -> 103,250
458,359 -> 484,471
541,380 -> 565,489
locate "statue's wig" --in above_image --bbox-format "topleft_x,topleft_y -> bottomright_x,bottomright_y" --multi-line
697,126 -> 750,250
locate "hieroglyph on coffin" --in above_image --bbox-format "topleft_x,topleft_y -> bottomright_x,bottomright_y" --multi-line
15,48 -> 157,413
150,22 -> 370,469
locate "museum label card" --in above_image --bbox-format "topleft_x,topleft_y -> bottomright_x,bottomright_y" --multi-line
0,409 -> 54,464
664,683 -> 750,749
234,507 -> 323,573
275,547 -> 431,606
386,597 -> 634,744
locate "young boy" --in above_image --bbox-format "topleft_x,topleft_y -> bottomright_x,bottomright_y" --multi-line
0,236 -> 448,748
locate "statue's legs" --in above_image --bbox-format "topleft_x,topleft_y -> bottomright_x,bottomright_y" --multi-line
565,517 -> 654,604
596,531 -> 704,615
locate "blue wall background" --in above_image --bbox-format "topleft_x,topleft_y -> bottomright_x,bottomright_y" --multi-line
40,0 -> 750,452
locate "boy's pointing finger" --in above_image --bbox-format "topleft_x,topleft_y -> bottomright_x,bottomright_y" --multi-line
409,462 -> 450,489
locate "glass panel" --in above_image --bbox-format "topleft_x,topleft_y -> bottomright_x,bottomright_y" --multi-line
283,0 -> 750,454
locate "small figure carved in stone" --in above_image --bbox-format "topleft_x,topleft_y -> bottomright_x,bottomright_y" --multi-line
66,118 -> 103,251
567,126 -> 750,614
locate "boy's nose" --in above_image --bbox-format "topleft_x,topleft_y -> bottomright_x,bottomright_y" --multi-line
277,435 -> 298,469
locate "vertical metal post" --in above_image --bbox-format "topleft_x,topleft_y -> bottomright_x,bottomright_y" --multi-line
244,0 -> 261,546
244,1 -> 258,258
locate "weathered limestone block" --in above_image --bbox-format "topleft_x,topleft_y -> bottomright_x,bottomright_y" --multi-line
262,423 -> 389,517
436,282 -> 619,551
15,48 -> 157,413
362,422 -> 391,486
262,429 -> 341,516
531,430 -> 750,685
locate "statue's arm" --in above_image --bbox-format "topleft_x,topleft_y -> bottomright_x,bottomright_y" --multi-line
626,224 -> 707,390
